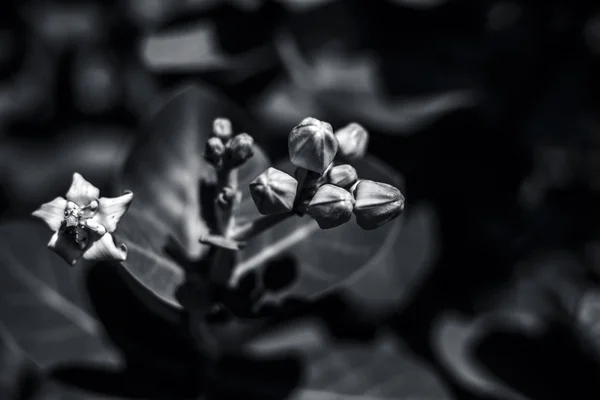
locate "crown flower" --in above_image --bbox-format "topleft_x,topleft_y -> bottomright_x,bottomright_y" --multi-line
352,180 -> 404,230
306,184 -> 355,229
249,167 -> 298,215
32,173 -> 133,266
288,117 -> 338,173
334,122 -> 369,160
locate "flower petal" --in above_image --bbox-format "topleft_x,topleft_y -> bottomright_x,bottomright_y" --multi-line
83,218 -> 107,235
93,191 -> 134,233
66,173 -> 100,206
82,233 -> 127,262
48,231 -> 84,266
32,197 -> 67,231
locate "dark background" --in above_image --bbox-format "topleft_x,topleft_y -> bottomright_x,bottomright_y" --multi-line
2,0 -> 600,399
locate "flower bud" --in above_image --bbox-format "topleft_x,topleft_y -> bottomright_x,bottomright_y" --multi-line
225,133 -> 255,168
288,117 -> 338,173
306,184 -> 354,229
205,137 -> 225,167
326,164 -> 358,189
217,186 -> 240,208
250,167 -> 298,215
213,117 -> 233,141
352,180 -> 405,230
335,123 -> 369,160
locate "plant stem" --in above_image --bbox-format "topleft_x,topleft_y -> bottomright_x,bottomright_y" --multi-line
230,211 -> 295,242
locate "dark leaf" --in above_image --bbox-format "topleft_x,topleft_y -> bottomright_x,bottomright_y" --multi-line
246,318 -> 454,399
141,22 -> 276,82
115,84 -> 270,319
0,324 -> 43,400
0,221 -> 120,369
252,31 -> 478,134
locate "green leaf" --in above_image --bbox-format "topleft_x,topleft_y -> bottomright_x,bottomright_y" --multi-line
115,84 -> 270,319
246,318 -> 455,399
0,221 -> 120,369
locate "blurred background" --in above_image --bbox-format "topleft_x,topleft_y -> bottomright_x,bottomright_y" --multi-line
2,0 -> 600,399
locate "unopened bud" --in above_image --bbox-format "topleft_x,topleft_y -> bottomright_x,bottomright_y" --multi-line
225,133 -> 255,168
306,184 -> 355,229
250,167 -> 298,215
205,137 -> 225,167
213,118 -> 233,141
326,164 -> 358,189
217,186 -> 239,208
288,117 -> 338,173
335,123 -> 369,160
352,180 -> 404,230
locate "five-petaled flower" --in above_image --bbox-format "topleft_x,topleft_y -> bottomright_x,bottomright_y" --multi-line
32,173 -> 133,266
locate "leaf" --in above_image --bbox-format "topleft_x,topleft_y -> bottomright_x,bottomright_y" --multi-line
0,221 -> 120,369
0,323 -> 43,400
234,155 -> 419,307
431,311 -> 538,400
115,84 -> 270,319
251,31 -> 478,134
141,21 -> 275,81
246,318 -> 454,399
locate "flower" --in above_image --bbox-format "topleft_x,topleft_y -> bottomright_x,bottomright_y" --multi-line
352,180 -> 404,230
213,117 -> 233,141
225,133 -> 255,168
288,117 -> 338,173
326,164 -> 358,189
32,173 -> 134,266
306,184 -> 355,229
335,123 -> 369,160
249,167 -> 298,215
205,137 -> 226,168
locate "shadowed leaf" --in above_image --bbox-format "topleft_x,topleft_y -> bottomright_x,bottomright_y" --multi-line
115,84 -> 270,319
0,221 -> 120,369
247,318 -> 454,399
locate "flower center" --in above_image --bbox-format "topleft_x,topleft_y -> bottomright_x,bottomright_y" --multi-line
63,200 -> 99,230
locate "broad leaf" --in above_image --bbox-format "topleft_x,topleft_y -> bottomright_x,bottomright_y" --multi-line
235,154 -> 411,305
115,84 -> 270,318
0,221 -> 120,369
246,318 -> 454,399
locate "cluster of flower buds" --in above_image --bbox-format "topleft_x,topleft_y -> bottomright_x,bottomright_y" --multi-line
249,117 -> 404,230
204,118 -> 255,170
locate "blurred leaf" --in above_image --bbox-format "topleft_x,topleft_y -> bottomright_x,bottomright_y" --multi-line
21,3 -> 107,51
0,323 -> 43,400
141,21 -> 275,81
432,311 -> 539,400
252,31 -> 478,134
115,84 -> 270,318
343,202 -> 439,310
247,318 -> 454,399
235,154 -> 409,306
0,221 -> 120,369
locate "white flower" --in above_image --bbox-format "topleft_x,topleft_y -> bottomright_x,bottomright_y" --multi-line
32,173 -> 133,266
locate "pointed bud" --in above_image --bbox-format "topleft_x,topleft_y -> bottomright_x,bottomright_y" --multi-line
306,184 -> 355,229
352,180 -> 405,230
205,137 -> 225,167
213,118 -> 233,141
335,123 -> 369,160
288,117 -> 338,173
326,164 -> 358,189
225,133 -> 255,168
250,167 -> 298,215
